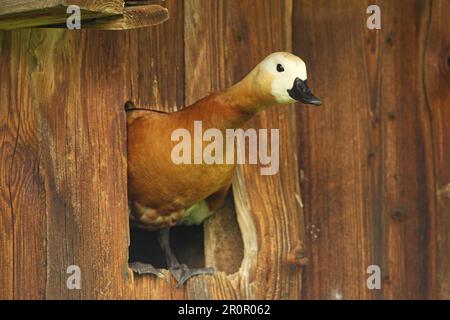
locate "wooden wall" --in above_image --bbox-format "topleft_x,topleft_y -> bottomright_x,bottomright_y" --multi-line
0,0 -> 449,299
295,0 -> 450,299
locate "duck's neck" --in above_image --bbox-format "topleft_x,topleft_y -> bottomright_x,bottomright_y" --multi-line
185,77 -> 275,130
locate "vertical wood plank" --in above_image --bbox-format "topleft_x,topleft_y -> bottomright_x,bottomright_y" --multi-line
183,0 -> 239,299
294,0 -> 433,299
184,0 -> 242,293
0,30 -> 47,300
125,0 -> 188,299
0,28 -> 132,299
295,0 -> 376,299
74,29 -> 134,299
185,0 -> 303,300
424,0 -> 450,300
126,0 -> 185,113
0,30 -> 14,300
225,0 -> 304,299
27,29 -> 131,299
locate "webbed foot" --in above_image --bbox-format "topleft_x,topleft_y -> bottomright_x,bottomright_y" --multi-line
170,264 -> 214,287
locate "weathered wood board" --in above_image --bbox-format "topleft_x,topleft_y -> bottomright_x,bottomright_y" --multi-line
0,0 -> 168,30
0,0 -> 124,29
0,0 -> 123,15
424,0 -> 450,299
294,0 -> 450,299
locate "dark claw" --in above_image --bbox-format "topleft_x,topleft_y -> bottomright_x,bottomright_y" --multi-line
170,264 -> 214,287
129,262 -> 166,278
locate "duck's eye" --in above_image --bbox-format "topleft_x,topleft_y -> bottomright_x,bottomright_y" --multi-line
276,64 -> 284,72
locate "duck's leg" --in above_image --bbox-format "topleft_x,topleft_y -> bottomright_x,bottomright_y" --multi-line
129,261 -> 165,278
158,228 -> 214,287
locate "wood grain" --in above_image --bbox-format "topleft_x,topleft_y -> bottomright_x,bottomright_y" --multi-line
184,0 -> 243,278
0,0 -> 449,300
294,0 -> 444,299
0,0 -> 62,15
0,0 -> 123,15
0,30 -> 48,300
124,0 -> 189,298
80,5 -> 168,30
424,0 -> 450,299
0,9 -> 110,30
68,0 -> 124,14
124,0 -> 184,113
0,28 -> 132,299
0,1 -> 170,31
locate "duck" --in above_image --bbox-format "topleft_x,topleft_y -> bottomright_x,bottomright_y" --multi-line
126,52 -> 321,286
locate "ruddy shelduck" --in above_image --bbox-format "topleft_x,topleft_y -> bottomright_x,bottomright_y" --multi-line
126,52 -> 321,285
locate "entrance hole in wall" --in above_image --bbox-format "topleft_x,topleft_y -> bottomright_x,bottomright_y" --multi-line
128,189 -> 244,274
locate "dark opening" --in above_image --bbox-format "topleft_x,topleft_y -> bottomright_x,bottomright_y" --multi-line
129,225 -> 205,269
447,55 -> 450,69
128,190 -> 244,273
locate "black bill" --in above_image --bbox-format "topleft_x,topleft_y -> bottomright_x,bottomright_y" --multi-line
287,77 -> 322,106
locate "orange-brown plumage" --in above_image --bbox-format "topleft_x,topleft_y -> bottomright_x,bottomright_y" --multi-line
127,91 -> 255,229
126,52 -> 321,230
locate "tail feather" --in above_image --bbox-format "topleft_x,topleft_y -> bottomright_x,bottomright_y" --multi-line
125,100 -> 136,111
124,101 -> 169,114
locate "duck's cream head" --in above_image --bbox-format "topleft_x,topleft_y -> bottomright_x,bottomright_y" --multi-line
232,52 -> 322,108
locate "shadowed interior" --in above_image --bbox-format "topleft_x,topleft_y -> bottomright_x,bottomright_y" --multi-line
128,191 -> 244,273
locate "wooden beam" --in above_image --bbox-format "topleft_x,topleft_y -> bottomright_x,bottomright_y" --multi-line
0,0 -> 168,30
0,0 -> 63,16
80,5 -> 169,30
0,0 -> 123,16
0,0 -> 124,30
69,0 -> 124,14
0,7 -> 114,30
